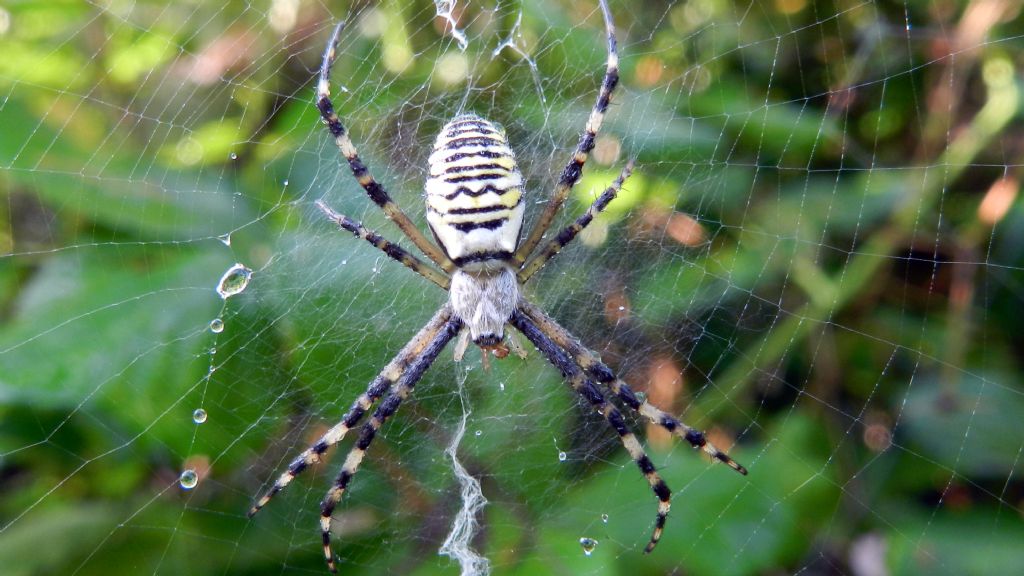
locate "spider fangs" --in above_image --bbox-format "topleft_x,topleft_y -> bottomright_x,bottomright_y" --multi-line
248,2 -> 747,572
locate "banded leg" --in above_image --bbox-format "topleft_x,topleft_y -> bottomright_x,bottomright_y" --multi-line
319,314 -> 462,572
315,200 -> 451,290
518,159 -> 634,283
520,300 -> 747,475
247,307 -> 457,518
510,309 -> 671,553
515,0 -> 620,265
317,21 -> 455,273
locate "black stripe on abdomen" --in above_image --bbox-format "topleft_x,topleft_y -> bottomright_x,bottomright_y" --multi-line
444,136 -> 505,149
451,217 -> 509,232
451,250 -> 514,267
443,172 -> 508,183
442,162 -> 507,174
443,184 -> 517,200
447,204 -> 515,215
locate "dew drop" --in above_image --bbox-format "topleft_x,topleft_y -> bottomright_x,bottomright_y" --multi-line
179,469 -> 198,490
499,382 -> 505,392
558,451 -> 567,462
217,234 -> 232,246
209,318 -> 224,333
229,151 -> 238,160
617,306 -> 625,311
579,537 -> 598,556
217,263 -> 252,299
601,513 -> 609,523
193,408 -> 208,424
282,179 -> 289,186
474,430 -> 482,437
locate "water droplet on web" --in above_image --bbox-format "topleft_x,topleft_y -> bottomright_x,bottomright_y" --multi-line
601,513 -> 609,523
209,318 -> 224,333
229,151 -> 238,160
282,179 -> 289,186
179,469 -> 198,490
635,391 -> 647,403
217,263 -> 252,299
617,306 -> 625,311
209,346 -> 217,354
217,234 -> 231,246
558,451 -> 567,462
474,430 -> 482,437
499,382 -> 505,392
579,537 -> 598,556
193,408 -> 208,424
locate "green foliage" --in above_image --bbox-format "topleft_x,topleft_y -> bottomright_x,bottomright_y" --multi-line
1,1 -> 1023,575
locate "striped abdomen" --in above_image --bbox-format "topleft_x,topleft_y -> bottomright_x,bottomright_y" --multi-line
425,114 -> 525,271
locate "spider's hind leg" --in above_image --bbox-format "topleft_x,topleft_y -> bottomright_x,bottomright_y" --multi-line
518,160 -> 633,283
514,0 -> 621,264
315,200 -> 450,290
317,21 -> 454,273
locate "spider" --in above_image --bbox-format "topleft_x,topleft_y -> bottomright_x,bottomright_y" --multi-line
248,1 -> 746,571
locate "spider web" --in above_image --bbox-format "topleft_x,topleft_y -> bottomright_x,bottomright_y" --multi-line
2,1 -> 1023,575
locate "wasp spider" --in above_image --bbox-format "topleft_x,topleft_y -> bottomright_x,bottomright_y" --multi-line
248,1 -> 747,571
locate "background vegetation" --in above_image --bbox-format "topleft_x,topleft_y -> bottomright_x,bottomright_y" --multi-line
1,0 -> 1022,574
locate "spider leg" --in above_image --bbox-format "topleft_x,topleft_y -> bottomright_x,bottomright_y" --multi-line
519,300 -> 748,475
514,0 -> 620,265
518,160 -> 633,283
316,200 -> 451,290
247,307 -> 457,519
510,309 -> 671,554
319,311 -> 462,572
317,21 -> 455,273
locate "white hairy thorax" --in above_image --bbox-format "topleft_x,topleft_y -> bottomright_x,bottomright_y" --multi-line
425,114 -> 526,345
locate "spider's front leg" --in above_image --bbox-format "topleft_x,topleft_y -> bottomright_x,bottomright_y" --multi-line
247,307 -> 458,519
520,300 -> 748,475
318,311 -> 462,572
510,309 -> 672,553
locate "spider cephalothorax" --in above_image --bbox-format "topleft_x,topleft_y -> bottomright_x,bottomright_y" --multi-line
248,2 -> 747,572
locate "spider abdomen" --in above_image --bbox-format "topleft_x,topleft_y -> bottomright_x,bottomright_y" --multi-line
425,114 -> 525,271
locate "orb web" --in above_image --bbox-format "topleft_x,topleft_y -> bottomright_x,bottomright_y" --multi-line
1,1 -> 1022,575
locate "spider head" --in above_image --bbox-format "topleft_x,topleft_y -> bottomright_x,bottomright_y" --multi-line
475,334 -> 511,359
483,341 -> 511,359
